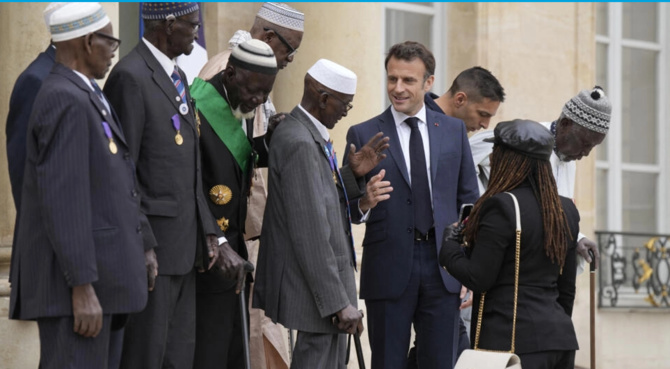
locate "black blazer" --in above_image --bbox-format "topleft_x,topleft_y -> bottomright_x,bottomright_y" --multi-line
6,45 -> 55,211
440,184 -> 580,354
195,75 -> 268,292
10,64 -> 146,320
104,41 -> 220,275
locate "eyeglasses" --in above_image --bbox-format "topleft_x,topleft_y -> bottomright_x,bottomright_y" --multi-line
319,90 -> 353,112
263,27 -> 298,58
93,32 -> 121,52
176,17 -> 201,33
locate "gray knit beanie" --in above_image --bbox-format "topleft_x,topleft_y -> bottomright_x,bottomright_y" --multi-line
561,86 -> 612,134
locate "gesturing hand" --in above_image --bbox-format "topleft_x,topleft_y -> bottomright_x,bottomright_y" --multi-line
359,169 -> 392,213
71,284 -> 103,338
348,132 -> 390,178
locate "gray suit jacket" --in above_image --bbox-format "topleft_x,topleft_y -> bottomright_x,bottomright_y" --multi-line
253,106 -> 357,334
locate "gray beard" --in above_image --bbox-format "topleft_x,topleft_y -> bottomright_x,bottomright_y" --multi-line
232,106 -> 255,120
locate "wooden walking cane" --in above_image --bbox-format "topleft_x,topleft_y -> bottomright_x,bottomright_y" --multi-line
240,261 -> 256,369
589,250 -> 596,369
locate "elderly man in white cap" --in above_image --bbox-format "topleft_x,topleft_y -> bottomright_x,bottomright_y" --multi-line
8,3 -> 146,369
189,39 -> 278,369
469,85 -> 611,271
254,59 -> 391,368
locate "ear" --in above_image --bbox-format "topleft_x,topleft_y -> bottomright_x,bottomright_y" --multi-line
262,29 -> 275,44
423,75 -> 435,93
318,91 -> 329,109
454,91 -> 468,108
559,117 -> 572,128
224,65 -> 236,82
165,16 -> 176,35
83,33 -> 94,54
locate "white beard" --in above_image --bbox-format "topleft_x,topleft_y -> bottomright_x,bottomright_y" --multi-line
232,106 -> 256,120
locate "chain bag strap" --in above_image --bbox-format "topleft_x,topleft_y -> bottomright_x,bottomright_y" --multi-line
455,193 -> 522,369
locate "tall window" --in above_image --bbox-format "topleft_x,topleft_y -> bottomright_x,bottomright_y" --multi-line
596,3 -> 669,233
381,3 -> 446,108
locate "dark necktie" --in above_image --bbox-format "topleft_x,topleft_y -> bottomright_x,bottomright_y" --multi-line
325,141 -> 357,268
90,79 -> 110,113
406,117 -> 434,234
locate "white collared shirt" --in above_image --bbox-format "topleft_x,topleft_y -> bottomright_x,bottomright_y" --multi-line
390,104 -> 433,198
142,37 -> 177,78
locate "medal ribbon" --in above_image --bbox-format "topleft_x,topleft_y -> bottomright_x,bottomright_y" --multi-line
190,77 -> 253,174
324,141 -> 357,269
101,121 -> 113,140
171,114 -> 181,133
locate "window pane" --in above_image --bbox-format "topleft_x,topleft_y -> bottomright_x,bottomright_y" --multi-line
622,171 -> 657,233
623,3 -> 658,42
596,42 -> 609,161
596,169 -> 608,230
621,47 -> 657,164
385,9 -> 432,51
596,3 -> 608,36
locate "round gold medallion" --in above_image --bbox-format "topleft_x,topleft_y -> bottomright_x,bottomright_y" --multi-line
209,185 -> 232,205
175,132 -> 184,145
109,140 -> 118,154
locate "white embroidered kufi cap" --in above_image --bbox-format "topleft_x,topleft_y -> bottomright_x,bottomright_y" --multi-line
307,59 -> 357,95
257,3 -> 304,32
230,39 -> 278,75
49,2 -> 110,42
44,3 -> 67,33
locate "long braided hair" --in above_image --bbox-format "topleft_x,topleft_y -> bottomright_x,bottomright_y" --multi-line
463,144 -> 573,268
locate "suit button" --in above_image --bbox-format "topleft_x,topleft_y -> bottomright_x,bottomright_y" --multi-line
407,227 -> 412,234
136,225 -> 142,233
123,152 -> 130,160
407,199 -> 412,205
131,190 -> 138,197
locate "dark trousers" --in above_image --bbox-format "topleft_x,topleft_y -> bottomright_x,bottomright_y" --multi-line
518,350 -> 576,369
366,239 -> 460,369
291,331 -> 347,369
193,281 -> 250,369
120,271 -> 196,369
38,315 -> 114,369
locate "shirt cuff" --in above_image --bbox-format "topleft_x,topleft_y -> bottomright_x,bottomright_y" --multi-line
218,236 -> 228,245
359,205 -> 370,222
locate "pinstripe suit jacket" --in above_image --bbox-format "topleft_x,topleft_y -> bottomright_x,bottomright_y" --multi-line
253,106 -> 358,334
104,41 -> 220,274
9,63 -> 147,320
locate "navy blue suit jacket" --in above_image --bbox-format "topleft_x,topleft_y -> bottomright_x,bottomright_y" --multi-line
345,106 -> 479,300
6,45 -> 55,211
10,64 -> 147,320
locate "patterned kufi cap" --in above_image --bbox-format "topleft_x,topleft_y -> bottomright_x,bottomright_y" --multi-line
307,59 -> 357,95
142,2 -> 199,20
44,3 -> 67,33
229,39 -> 278,75
562,86 -> 612,134
49,2 -> 110,42
257,3 -> 304,32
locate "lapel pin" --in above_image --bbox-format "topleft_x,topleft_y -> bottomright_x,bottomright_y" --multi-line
434,122 -> 439,127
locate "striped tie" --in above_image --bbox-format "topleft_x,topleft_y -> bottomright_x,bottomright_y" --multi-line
171,66 -> 186,100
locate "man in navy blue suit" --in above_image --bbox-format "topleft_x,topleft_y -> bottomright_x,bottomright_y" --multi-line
345,41 -> 479,369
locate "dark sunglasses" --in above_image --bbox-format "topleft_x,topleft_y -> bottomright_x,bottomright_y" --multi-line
263,27 -> 298,58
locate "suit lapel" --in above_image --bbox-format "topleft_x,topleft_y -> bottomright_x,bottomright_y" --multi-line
291,107 -> 341,187
137,42 -> 197,132
53,64 -> 127,146
378,108 -> 410,186
426,108 -> 444,184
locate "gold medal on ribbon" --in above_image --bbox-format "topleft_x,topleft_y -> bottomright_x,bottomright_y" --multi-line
175,131 -> 183,145
209,185 -> 232,205
109,139 -> 118,154
217,216 -> 229,232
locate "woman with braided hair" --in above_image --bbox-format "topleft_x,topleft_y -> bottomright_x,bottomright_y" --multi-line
440,119 -> 581,369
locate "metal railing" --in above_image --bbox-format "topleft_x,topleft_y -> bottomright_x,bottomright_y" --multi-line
595,231 -> 670,309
